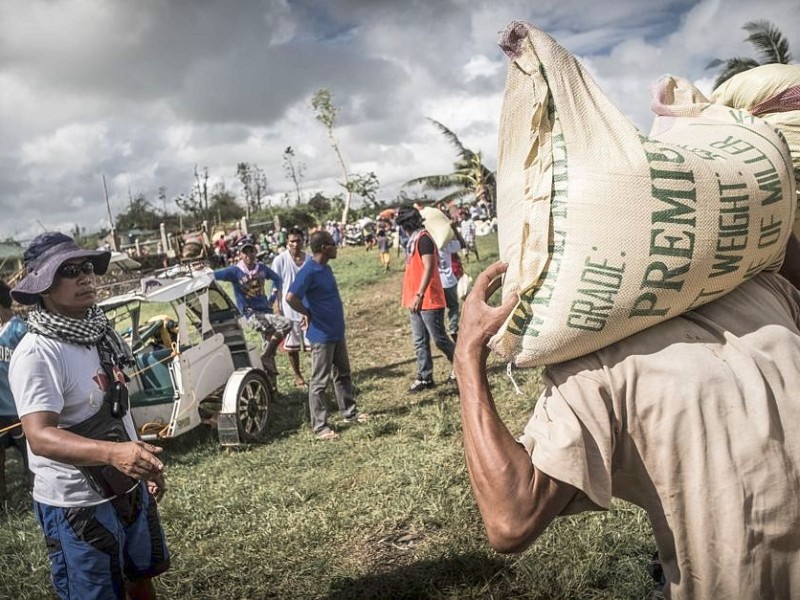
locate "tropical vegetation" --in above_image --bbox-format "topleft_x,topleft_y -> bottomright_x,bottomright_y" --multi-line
403,119 -> 496,209
707,20 -> 793,90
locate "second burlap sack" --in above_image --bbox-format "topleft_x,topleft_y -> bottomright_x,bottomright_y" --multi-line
489,21 -> 797,367
709,63 -> 800,235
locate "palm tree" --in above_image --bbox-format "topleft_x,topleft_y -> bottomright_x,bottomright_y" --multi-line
403,119 -> 496,210
707,20 -> 793,90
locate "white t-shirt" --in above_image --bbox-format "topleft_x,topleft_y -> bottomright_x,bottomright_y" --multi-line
519,272 -> 800,599
460,219 -> 476,242
437,240 -> 462,289
271,250 -> 311,322
9,334 -> 138,507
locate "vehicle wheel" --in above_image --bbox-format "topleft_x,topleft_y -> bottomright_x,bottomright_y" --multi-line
232,370 -> 272,443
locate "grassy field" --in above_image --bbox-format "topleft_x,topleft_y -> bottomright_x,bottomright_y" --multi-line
0,233 -> 656,599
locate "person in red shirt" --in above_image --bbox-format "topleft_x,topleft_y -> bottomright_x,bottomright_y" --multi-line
396,205 -> 455,392
213,233 -> 230,267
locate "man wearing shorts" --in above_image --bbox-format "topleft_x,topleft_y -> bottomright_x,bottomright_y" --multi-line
214,237 -> 292,379
271,228 -> 312,387
10,232 -> 169,599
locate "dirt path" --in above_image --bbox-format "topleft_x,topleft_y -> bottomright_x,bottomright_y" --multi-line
343,270 -> 418,382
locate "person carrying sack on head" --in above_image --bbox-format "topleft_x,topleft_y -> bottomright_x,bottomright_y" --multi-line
396,205 -> 456,392
9,232 -> 170,600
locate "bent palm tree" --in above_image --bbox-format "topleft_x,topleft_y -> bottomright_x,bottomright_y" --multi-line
404,119 -> 496,209
707,20 -> 793,90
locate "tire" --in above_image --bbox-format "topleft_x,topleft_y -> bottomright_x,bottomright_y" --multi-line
231,370 -> 272,443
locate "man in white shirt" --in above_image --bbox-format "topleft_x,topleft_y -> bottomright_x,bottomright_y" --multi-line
10,232 -> 169,600
271,228 -> 312,387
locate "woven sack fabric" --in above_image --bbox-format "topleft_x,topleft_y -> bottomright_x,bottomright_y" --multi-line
710,64 -> 800,115
709,65 -> 800,235
489,21 -> 796,367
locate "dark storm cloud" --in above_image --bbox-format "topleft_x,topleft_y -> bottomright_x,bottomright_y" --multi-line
1,0 -> 799,238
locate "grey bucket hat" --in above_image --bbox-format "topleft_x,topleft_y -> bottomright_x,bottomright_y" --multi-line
11,232 -> 111,305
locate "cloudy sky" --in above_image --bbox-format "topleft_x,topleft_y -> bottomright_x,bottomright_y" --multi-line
1,0 -> 798,241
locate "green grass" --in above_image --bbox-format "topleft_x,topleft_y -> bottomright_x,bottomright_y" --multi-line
0,233 -> 656,599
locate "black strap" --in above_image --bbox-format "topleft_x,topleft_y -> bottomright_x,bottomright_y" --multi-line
96,338 -> 130,418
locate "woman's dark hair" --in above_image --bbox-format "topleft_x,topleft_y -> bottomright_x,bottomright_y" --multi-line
395,205 -> 424,232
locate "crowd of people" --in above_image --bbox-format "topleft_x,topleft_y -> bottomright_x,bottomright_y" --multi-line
4,195 -> 800,598
208,205 -> 475,403
0,203 -> 478,597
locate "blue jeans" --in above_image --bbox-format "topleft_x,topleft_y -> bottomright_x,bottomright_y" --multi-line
443,285 -> 460,336
409,309 -> 455,382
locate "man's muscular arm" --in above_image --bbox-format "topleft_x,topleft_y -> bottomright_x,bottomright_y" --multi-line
21,411 -> 164,481
454,262 -> 577,553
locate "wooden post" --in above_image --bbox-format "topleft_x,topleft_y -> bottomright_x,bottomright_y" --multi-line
102,175 -> 117,251
160,223 -> 168,256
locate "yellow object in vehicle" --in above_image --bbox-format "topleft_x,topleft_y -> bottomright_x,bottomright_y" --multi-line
142,314 -> 179,348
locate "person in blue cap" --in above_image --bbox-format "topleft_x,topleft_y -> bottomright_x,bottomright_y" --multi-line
213,236 -> 292,378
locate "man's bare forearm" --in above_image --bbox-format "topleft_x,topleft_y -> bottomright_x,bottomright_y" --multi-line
454,261 -> 576,553
21,412 -> 164,480
455,349 -> 573,552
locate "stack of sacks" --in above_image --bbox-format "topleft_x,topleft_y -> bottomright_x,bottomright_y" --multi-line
489,21 -> 796,368
709,64 -> 800,235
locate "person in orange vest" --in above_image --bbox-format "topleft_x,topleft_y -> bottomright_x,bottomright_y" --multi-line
396,205 -> 455,392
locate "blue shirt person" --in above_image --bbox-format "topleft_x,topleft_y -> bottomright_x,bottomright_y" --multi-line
288,260 -> 345,343
0,280 -> 29,507
213,238 -> 283,316
213,237 -> 292,380
287,231 -> 367,440
0,315 -> 26,416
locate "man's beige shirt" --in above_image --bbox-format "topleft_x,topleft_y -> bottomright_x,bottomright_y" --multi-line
520,272 -> 800,599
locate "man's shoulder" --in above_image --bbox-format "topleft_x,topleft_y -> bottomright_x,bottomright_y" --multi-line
298,259 -> 322,273
0,316 -> 26,344
10,333 -> 65,372
416,230 -> 435,250
271,252 -> 288,268
549,271 -> 800,378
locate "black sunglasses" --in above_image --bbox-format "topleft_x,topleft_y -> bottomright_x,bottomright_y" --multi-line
58,261 -> 95,278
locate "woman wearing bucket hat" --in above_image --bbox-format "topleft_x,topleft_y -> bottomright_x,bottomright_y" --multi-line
8,232 -> 170,600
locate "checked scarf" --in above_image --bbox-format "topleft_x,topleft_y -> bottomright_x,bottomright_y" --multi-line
27,304 -> 134,368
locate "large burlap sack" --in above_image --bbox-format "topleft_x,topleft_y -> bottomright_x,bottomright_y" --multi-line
489,21 -> 796,367
709,65 -> 800,235
710,64 -> 800,115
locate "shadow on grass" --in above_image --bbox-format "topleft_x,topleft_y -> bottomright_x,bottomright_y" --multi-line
324,553 -> 508,599
354,357 -> 417,380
